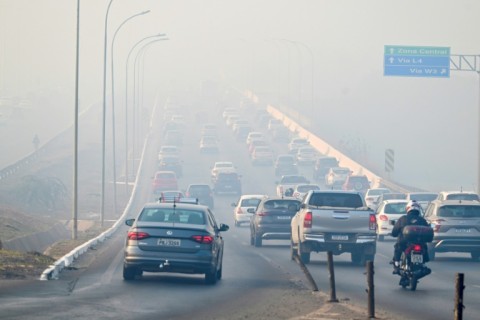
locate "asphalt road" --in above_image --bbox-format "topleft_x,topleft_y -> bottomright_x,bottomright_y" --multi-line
1,92 -> 478,319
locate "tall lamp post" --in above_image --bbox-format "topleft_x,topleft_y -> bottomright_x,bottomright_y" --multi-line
72,0 -> 80,240
133,38 -> 169,157
125,34 -> 167,179
101,0 -> 114,227
110,10 -> 150,196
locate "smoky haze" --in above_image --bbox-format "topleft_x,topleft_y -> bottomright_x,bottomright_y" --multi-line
0,0 -> 478,192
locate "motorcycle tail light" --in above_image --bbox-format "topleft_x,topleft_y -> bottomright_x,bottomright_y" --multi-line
413,244 -> 422,252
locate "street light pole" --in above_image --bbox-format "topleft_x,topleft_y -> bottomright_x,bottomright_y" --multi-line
101,0 -> 114,227
125,34 -> 166,179
110,10 -> 150,196
72,0 -> 80,240
133,38 -> 169,152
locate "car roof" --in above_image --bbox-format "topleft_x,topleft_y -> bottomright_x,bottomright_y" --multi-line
142,202 -> 208,210
434,199 -> 480,206
239,194 -> 267,200
383,199 -> 408,204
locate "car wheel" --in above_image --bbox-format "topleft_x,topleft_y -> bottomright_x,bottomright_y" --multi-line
297,241 -> 310,264
378,235 -> 384,242
427,244 -> 436,261
216,265 -> 223,280
250,231 -> 255,246
123,265 -> 137,281
470,251 -> 480,261
254,232 -> 263,247
205,266 -> 218,285
290,238 -> 298,260
351,252 -> 362,265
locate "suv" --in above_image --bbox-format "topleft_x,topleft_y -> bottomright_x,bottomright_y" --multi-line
424,200 -> 480,261
313,156 -> 339,181
274,154 -> 298,176
250,197 -> 301,247
186,184 -> 214,208
342,175 -> 370,193
123,201 -> 229,284
435,191 -> 480,202
213,172 -> 242,195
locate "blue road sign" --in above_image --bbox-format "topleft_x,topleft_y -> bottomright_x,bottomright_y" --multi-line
384,45 -> 450,78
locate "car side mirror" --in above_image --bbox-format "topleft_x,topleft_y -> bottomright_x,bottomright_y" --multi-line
300,203 -> 306,209
125,218 -> 135,226
231,203 -> 237,207
218,223 -> 229,232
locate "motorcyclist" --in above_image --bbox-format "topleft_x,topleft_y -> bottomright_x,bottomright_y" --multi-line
391,200 -> 430,274
284,187 -> 294,197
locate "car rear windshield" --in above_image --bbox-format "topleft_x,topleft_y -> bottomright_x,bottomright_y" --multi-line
264,200 -> 300,211
333,168 -> 350,174
139,208 -> 205,224
240,198 -> 262,207
445,194 -> 480,201
409,194 -> 438,201
278,156 -> 294,164
281,176 -> 308,183
308,193 -> 364,208
156,172 -> 175,179
318,158 -> 338,166
298,185 -> 320,192
383,193 -> 407,200
438,205 -> 480,218
384,203 -> 407,214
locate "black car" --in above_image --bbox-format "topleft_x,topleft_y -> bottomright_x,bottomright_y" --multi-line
158,155 -> 183,178
123,201 -> 229,284
212,172 -> 242,195
313,156 -> 339,181
186,184 -> 215,209
250,197 -> 301,247
274,154 -> 298,177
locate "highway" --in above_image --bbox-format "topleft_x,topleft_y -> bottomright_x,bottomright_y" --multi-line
1,91 -> 479,320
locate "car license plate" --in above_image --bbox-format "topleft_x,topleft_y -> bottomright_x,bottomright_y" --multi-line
157,238 -> 181,246
277,216 -> 291,220
411,253 -> 423,264
455,228 -> 472,233
332,235 -> 348,241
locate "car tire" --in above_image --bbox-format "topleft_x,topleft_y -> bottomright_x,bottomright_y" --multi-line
123,265 -> 137,281
250,232 -> 255,246
470,251 -> 480,261
427,244 -> 436,261
290,238 -> 298,260
297,241 -> 310,264
217,265 -> 223,280
378,235 -> 384,242
254,232 -> 263,247
205,267 -> 218,285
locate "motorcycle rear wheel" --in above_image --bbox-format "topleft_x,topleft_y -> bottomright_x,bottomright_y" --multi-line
409,276 -> 418,291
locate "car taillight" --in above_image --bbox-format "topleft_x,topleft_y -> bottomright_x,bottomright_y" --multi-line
128,231 -> 150,240
369,214 -> 376,230
258,211 -> 269,216
413,244 -> 422,252
191,235 -> 214,244
379,214 -> 388,221
366,197 -> 374,201
431,219 -> 445,232
304,211 -> 313,228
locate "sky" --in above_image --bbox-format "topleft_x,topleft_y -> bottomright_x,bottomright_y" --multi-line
0,0 -> 479,192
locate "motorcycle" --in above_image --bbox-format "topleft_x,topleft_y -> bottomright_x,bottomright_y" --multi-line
392,224 -> 433,291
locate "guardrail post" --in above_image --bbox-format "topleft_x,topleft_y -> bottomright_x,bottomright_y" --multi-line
327,251 -> 338,302
454,273 -> 465,320
366,260 -> 375,319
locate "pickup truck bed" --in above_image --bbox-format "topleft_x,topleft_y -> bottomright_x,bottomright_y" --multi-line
290,190 -> 377,265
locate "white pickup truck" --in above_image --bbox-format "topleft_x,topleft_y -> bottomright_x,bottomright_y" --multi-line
290,190 -> 377,265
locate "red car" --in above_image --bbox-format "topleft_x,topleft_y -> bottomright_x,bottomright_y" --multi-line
152,171 -> 178,194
